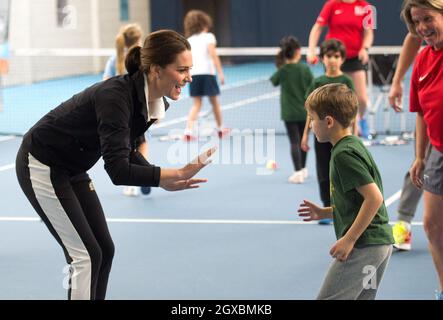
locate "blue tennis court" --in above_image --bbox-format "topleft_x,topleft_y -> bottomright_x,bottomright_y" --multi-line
0,58 -> 437,300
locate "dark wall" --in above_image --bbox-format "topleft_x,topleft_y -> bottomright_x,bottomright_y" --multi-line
150,0 -> 183,32
150,0 -> 409,47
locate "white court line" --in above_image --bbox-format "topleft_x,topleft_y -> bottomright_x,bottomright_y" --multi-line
0,163 -> 15,172
385,190 -> 402,207
0,189 -> 411,224
0,216 -> 423,226
0,136 -> 15,142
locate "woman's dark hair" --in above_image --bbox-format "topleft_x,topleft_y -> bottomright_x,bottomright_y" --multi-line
319,39 -> 346,59
125,29 -> 191,75
275,35 -> 301,67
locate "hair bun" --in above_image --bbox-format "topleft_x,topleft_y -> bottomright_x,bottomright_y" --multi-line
125,46 -> 141,75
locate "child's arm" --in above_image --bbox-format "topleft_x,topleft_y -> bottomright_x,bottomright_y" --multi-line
298,199 -> 333,221
329,183 -> 383,261
208,43 -> 224,85
301,116 -> 311,152
346,183 -> 383,241
270,70 -> 280,86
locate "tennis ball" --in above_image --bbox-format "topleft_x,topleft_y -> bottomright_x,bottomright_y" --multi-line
393,222 -> 409,243
266,159 -> 277,170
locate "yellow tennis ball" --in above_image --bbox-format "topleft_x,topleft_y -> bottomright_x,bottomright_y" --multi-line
393,222 -> 408,243
266,160 -> 277,170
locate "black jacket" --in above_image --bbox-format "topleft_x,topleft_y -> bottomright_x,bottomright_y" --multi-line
22,70 -> 168,187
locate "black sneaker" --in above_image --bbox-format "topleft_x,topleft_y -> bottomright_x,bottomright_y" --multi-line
141,186 -> 151,195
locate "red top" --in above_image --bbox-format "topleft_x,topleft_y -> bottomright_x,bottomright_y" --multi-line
316,0 -> 374,59
410,46 -> 443,152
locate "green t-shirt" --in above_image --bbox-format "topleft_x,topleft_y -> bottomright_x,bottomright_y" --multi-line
330,135 -> 394,246
270,62 -> 313,122
306,74 -> 355,98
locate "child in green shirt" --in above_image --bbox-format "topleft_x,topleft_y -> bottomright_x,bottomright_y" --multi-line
270,36 -> 314,184
301,39 -> 354,225
298,83 -> 394,300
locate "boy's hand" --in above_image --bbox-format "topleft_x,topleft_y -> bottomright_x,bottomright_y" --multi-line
298,200 -> 329,221
329,236 -> 355,262
301,134 -> 310,152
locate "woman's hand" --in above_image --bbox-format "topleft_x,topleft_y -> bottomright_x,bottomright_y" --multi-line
159,147 -> 217,192
179,147 -> 217,180
358,48 -> 369,65
307,52 -> 319,65
410,157 -> 425,189
388,81 -> 404,113
159,177 -> 208,191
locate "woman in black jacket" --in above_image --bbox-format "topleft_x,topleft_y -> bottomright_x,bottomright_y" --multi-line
15,29 -> 215,300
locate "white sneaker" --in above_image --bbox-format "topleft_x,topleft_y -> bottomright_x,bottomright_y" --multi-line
123,186 -> 139,197
302,168 -> 308,179
288,170 -> 304,184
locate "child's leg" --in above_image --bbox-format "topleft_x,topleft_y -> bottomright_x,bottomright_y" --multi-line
209,95 -> 223,129
314,139 -> 332,207
185,97 -> 203,133
316,244 -> 392,300
284,122 -> 304,171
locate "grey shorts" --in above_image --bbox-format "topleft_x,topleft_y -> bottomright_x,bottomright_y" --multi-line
423,146 -> 443,195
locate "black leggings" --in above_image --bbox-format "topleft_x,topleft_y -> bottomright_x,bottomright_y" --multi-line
284,121 -> 307,171
16,144 -> 114,300
314,138 -> 332,207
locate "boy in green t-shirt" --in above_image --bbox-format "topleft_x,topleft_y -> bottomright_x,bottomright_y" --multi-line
301,39 -> 354,225
298,83 -> 394,300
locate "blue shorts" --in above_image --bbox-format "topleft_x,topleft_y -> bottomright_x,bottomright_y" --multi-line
189,75 -> 220,97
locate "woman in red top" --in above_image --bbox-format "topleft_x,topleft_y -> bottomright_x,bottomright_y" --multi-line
402,0 -> 443,300
307,0 -> 374,138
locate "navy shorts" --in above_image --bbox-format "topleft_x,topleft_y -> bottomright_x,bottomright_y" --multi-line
342,57 -> 368,72
423,146 -> 443,195
189,75 -> 220,97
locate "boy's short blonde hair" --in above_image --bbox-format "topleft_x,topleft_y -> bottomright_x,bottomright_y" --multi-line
305,83 -> 358,128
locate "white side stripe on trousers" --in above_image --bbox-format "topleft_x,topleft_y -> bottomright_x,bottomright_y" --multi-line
28,154 -> 92,300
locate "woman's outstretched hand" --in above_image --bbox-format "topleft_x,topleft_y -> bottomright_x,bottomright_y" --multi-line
160,147 -> 217,191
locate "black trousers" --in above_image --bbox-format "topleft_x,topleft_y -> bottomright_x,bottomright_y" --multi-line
314,138 -> 332,207
16,144 -> 114,300
284,121 -> 307,171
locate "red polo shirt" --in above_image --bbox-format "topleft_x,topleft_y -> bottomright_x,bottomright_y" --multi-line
317,0 -> 374,59
410,45 -> 443,152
